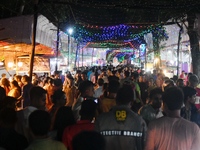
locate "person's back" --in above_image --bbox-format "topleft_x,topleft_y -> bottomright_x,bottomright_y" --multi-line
15,86 -> 47,141
145,87 -> 200,150
146,116 -> 200,150
21,75 -> 33,108
26,110 -> 66,150
95,85 -> 146,150
72,131 -> 105,150
0,108 -> 28,150
63,100 -> 97,150
99,80 -> 120,113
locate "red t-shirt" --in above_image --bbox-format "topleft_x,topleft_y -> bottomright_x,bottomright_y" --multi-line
62,120 -> 94,150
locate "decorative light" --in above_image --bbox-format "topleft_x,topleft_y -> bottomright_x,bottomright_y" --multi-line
8,62 -> 14,68
0,62 -> 4,66
17,62 -> 23,67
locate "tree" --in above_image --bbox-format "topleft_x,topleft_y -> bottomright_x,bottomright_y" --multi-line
187,12 -> 200,77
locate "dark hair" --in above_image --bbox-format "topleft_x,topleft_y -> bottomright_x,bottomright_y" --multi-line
108,80 -> 120,93
11,80 -> 19,87
97,78 -> 104,86
0,96 -> 16,110
189,74 -> 199,85
1,78 -> 10,87
80,100 -> 97,120
29,110 -> 51,136
124,71 -> 130,77
22,75 -> 31,82
54,79 -> 63,87
163,79 -> 175,91
131,71 -> 139,79
176,78 -> 184,87
78,80 -> 93,94
53,106 -> 76,141
162,87 -> 184,111
15,75 -> 22,81
182,86 -> 196,103
149,88 -> 163,99
0,86 -> 6,101
0,108 -> 17,128
51,90 -> 65,104
30,86 -> 47,102
116,85 -> 134,105
72,131 -> 105,150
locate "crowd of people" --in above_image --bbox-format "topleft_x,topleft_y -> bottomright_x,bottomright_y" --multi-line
0,65 -> 200,150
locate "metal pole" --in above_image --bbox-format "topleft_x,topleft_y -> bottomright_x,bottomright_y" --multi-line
145,46 -> 147,71
29,0 -> 38,80
176,23 -> 183,77
68,35 -> 70,67
82,46 -> 83,67
55,23 -> 59,72
74,42 -> 78,69
91,48 -> 94,66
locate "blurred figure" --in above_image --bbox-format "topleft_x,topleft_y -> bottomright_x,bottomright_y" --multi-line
72,131 -> 105,150
62,100 -> 97,150
73,80 -> 95,121
94,78 -> 104,98
26,110 -> 66,150
0,96 -> 16,110
99,80 -> 120,113
63,77 -> 77,107
44,78 -> 54,111
1,78 -> 10,95
176,78 -> 184,88
95,85 -> 147,150
49,90 -> 66,125
0,86 -> 6,109
0,108 -> 28,150
80,72 -> 88,81
8,80 -> 21,99
145,87 -> 200,150
138,88 -> 163,125
181,86 -> 200,126
162,79 -> 175,92
74,70 -> 83,88
15,86 -> 47,141
19,75 -> 33,108
14,75 -> 23,88
50,106 -> 76,141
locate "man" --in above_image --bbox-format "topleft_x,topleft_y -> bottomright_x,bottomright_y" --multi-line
145,87 -> 200,150
188,74 -> 200,108
62,100 -> 97,150
72,131 -> 105,150
95,85 -> 147,150
26,110 -> 66,150
94,78 -> 104,98
72,80 -> 94,121
181,86 -> 198,124
16,86 -> 47,141
18,75 -> 33,108
138,88 -> 163,125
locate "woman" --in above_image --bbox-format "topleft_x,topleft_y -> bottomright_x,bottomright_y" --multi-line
8,80 -> 21,99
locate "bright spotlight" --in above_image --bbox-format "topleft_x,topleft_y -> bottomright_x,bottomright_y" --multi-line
67,28 -> 73,35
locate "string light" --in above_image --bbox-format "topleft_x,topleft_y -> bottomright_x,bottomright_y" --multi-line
73,24 -> 168,45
